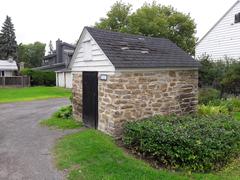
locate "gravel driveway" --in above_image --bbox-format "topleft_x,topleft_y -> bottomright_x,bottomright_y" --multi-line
0,98 -> 71,180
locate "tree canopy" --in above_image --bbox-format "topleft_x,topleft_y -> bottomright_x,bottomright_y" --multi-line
0,16 -> 17,59
95,1 -> 197,55
17,42 -> 46,68
95,1 -> 131,32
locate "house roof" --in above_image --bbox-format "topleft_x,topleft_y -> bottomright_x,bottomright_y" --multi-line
0,60 -> 18,71
85,27 -> 199,69
33,62 -> 66,71
197,0 -> 240,45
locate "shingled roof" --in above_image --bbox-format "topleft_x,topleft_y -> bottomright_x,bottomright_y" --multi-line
85,27 -> 199,69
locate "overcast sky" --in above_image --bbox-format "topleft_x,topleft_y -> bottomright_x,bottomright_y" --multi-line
0,0 -> 237,48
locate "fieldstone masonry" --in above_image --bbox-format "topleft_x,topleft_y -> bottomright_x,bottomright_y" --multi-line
72,73 -> 82,120
72,70 -> 198,137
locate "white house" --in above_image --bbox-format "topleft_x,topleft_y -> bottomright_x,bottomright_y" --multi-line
0,59 -> 18,77
196,0 -> 240,60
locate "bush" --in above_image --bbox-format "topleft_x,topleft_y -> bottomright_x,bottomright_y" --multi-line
198,55 -> 226,88
198,55 -> 240,95
208,98 -> 240,112
221,63 -> 240,95
198,88 -> 221,105
197,105 -> 229,115
123,115 -> 240,172
198,98 -> 240,116
54,105 -> 73,119
21,68 -> 56,86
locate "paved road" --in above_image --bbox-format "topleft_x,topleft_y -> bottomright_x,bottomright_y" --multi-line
0,98 -> 71,180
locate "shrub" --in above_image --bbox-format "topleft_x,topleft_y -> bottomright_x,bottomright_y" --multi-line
123,115 -> 240,172
198,98 -> 240,116
198,55 -> 240,95
198,55 -> 226,88
54,105 -> 73,119
21,68 -> 56,86
197,105 -> 229,115
221,63 -> 240,95
198,88 -> 221,105
208,98 -> 240,113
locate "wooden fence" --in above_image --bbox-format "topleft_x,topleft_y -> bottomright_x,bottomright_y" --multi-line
0,76 -> 30,87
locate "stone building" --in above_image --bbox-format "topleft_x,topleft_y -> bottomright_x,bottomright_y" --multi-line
69,27 -> 199,137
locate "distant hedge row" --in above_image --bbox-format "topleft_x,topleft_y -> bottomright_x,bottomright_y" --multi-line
21,69 -> 55,86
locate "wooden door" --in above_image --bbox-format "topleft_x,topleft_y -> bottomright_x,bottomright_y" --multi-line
82,72 -> 98,128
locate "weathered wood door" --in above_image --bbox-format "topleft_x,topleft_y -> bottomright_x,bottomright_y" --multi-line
82,72 -> 98,128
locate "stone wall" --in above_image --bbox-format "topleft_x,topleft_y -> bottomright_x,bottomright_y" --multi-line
72,69 -> 198,137
98,70 -> 198,136
72,72 -> 82,120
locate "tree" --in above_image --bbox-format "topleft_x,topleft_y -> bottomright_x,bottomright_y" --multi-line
0,16 -> 17,59
17,42 -> 46,68
95,1 -> 132,32
95,1 -> 197,55
48,40 -> 54,54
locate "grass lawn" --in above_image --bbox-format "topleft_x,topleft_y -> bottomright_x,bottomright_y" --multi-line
41,117 -> 82,130
54,129 -> 239,180
0,86 -> 71,103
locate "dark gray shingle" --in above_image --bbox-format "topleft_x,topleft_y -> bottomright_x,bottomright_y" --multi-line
86,27 -> 199,68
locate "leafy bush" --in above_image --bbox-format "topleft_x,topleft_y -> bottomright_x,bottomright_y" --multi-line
208,98 -> 240,113
54,105 -> 73,119
198,88 -> 221,105
198,98 -> 240,116
21,68 -> 56,86
198,55 -> 226,88
197,105 -> 229,115
221,63 -> 240,95
123,115 -> 240,172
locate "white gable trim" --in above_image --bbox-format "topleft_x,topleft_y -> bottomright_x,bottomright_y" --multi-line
197,0 -> 240,45
68,28 -> 115,73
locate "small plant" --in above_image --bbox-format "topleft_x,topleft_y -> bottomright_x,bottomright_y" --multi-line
123,115 -> 240,172
41,105 -> 81,129
54,105 -> 73,119
69,94 -> 73,103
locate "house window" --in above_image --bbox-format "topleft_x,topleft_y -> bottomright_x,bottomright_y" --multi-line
1,71 -> 5,77
235,13 -> 240,23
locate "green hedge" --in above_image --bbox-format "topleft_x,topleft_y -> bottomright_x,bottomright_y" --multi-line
123,115 -> 240,172
21,69 -> 56,86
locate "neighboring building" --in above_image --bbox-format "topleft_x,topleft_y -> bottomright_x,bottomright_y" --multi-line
196,0 -> 240,60
34,39 -> 75,88
0,59 -> 18,77
69,27 -> 199,137
55,69 -> 73,88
